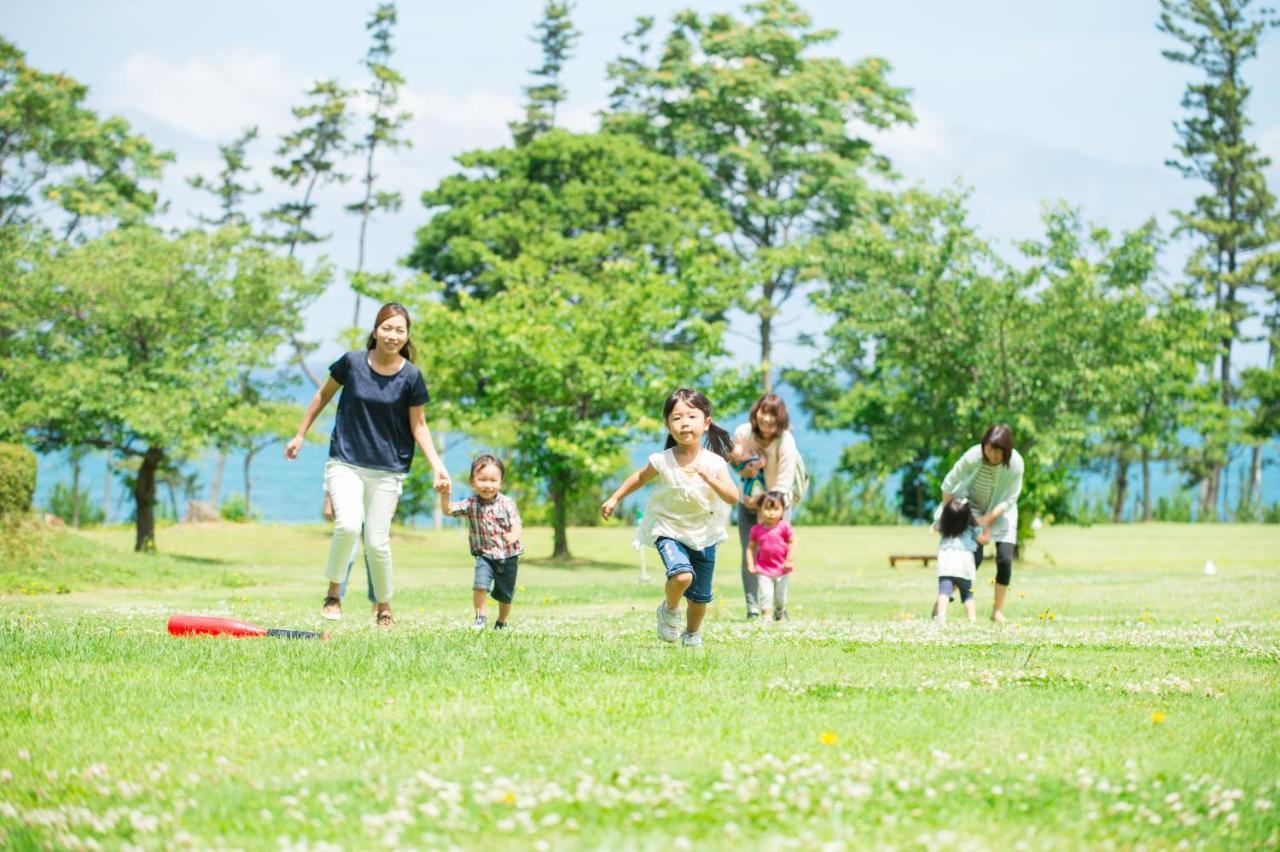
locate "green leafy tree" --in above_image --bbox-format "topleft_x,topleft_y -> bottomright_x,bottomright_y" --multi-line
406,130 -> 748,557
348,2 -> 412,328
510,1 -> 581,147
1,226 -> 325,550
794,192 -> 1191,539
1158,0 -> 1280,518
187,126 -> 261,227
605,0 -> 914,391
0,37 -> 169,240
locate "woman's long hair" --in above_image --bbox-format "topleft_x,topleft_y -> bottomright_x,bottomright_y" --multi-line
662,388 -> 734,460
365,302 -> 416,362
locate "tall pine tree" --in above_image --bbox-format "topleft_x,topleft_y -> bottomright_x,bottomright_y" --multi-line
1158,0 -> 1280,519
510,1 -> 581,146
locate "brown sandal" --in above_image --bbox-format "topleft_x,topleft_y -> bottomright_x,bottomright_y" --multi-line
321,596 -> 342,621
376,610 -> 394,628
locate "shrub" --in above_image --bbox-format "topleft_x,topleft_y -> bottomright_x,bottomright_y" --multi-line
46,482 -> 105,527
219,494 -> 258,523
0,442 -> 37,519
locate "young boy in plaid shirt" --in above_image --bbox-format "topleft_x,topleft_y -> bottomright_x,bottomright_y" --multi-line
443,454 -> 523,630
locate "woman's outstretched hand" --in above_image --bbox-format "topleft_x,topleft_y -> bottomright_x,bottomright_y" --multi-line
284,435 -> 304,461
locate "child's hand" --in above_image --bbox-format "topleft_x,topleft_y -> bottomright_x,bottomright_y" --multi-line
783,558 -> 795,572
976,529 -> 991,545
600,497 -> 618,520
502,530 -> 520,545
746,564 -> 757,575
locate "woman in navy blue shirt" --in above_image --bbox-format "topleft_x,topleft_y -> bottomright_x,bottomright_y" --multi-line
285,302 -> 450,626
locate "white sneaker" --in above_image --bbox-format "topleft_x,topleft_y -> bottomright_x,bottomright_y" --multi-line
680,630 -> 702,648
656,603 -> 681,642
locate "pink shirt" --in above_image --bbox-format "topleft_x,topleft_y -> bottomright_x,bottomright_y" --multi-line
749,520 -> 794,577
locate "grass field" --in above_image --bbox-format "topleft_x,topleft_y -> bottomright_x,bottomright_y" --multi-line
2,521 -> 1278,850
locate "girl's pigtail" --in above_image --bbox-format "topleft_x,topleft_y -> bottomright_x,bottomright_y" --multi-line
705,422 -> 735,461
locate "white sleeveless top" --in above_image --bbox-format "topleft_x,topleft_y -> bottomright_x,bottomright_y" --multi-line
636,448 -> 732,551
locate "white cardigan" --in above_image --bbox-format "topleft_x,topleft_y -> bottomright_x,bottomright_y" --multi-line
733,423 -> 801,506
939,445 -> 1025,544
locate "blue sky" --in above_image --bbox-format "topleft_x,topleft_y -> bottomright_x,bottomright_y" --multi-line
7,0 -> 1280,368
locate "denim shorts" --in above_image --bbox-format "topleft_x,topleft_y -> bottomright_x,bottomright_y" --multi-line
474,555 -> 519,603
655,537 -> 716,604
938,576 -> 974,603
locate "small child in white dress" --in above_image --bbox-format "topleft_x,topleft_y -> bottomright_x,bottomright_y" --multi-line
933,498 -> 988,624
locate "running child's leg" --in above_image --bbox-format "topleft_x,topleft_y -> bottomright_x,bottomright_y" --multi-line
757,574 -> 775,621
492,557 -> 518,626
665,572 -> 693,609
935,578 -> 954,622
683,543 -> 717,636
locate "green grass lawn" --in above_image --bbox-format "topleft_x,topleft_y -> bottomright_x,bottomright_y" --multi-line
2,521 -> 1278,849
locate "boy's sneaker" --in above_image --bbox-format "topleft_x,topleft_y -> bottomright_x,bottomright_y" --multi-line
774,609 -> 789,622
680,630 -> 702,648
493,621 -> 507,631
471,614 -> 487,630
656,603 -> 681,642
321,596 -> 342,621
746,610 -> 760,620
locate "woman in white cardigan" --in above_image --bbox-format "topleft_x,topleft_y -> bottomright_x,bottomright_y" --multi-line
939,424 -> 1024,622
731,394 -> 802,619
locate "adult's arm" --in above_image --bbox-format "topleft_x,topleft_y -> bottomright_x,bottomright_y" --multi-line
939,444 -> 981,501
772,430 -> 800,504
284,377 -> 341,460
409,405 -> 452,492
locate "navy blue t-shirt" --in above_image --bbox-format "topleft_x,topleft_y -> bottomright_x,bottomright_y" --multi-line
328,351 -> 430,474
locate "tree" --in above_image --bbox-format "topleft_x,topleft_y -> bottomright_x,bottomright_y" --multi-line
1,226 -> 325,550
405,130 -> 748,558
510,1 -> 581,147
606,0 -> 914,392
348,2 -> 412,328
187,126 -> 261,227
793,191 -> 1196,537
265,79 -> 355,388
0,37 -> 170,241
1158,0 -> 1280,518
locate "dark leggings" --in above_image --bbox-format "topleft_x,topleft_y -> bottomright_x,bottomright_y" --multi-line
974,541 -> 1015,586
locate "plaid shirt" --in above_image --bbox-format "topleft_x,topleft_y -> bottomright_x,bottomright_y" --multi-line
448,493 -> 523,558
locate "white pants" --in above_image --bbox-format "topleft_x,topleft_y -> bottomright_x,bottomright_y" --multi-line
756,573 -> 790,613
324,460 -> 403,603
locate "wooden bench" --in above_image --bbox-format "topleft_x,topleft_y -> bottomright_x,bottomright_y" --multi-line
889,554 -> 935,568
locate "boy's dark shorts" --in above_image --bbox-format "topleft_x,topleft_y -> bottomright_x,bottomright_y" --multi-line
474,555 -> 519,604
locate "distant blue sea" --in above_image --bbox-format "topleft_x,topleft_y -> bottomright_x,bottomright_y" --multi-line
31,376 -> 1279,524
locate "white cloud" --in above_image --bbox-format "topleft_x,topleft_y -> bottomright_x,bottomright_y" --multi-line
102,49 -> 304,143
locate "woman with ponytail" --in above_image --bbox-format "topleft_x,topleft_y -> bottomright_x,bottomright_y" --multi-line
601,388 -> 739,648
284,302 -> 451,627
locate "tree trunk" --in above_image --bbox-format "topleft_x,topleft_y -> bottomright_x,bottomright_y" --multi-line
1240,443 -> 1262,520
70,447 -> 82,528
550,469 -> 570,560
1140,447 -> 1152,522
759,312 -> 773,394
102,455 -> 112,525
134,446 -> 164,552
1111,448 -> 1129,524
208,446 -> 227,510
243,447 -> 257,520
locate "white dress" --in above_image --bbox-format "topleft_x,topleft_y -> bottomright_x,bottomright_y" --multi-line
636,448 -> 731,551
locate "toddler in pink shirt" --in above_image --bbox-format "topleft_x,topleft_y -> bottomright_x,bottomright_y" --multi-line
746,490 -> 795,621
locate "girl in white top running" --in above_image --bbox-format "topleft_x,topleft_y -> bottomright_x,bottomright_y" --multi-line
601,388 -> 739,647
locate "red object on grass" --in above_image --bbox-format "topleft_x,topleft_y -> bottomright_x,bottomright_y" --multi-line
167,614 -> 328,640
